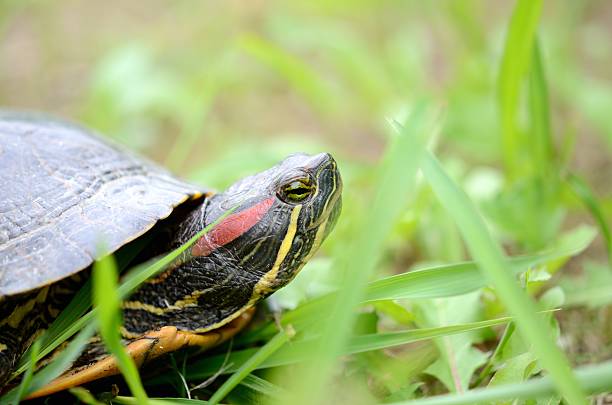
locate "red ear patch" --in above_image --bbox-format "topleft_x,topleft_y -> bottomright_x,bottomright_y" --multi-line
192,197 -> 275,257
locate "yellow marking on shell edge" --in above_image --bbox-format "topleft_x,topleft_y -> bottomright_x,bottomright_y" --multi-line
190,190 -> 214,200
48,305 -> 60,318
190,191 -> 204,200
0,343 -> 7,352
0,287 -> 49,328
193,204 -> 303,334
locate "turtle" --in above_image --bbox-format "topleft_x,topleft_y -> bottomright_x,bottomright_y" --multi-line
0,113 -> 342,398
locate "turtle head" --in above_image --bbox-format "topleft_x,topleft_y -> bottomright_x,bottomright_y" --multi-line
125,153 -> 342,334
194,152 -> 342,296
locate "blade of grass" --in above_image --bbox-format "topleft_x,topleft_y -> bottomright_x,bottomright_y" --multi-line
388,360 -> 612,405
528,40 -> 554,177
421,150 -> 586,404
279,105 -> 430,404
208,328 -> 294,405
14,340 -> 40,402
498,0 -> 543,179
93,254 -> 148,402
15,236 -> 151,373
69,387 -> 105,405
11,311 -> 97,380
565,173 -> 612,268
238,34 -> 337,116
116,204 -> 235,298
363,226 -> 593,302
179,312 -> 516,381
164,71 -> 221,172
238,374 -> 286,400
1,322 -> 97,403
15,232 -> 148,372
14,280 -> 93,373
113,397 -> 204,405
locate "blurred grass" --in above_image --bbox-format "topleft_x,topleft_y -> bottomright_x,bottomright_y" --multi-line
421,151 -> 585,403
0,0 -> 611,404
208,328 -> 294,405
497,0 -> 543,180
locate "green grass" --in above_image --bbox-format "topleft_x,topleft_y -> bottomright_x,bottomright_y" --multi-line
1,0 -> 612,404
421,151 -> 585,404
93,254 -> 148,402
207,328 -> 295,405
497,0 -> 544,180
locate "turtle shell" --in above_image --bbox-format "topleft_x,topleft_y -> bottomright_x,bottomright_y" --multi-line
0,113 -> 206,297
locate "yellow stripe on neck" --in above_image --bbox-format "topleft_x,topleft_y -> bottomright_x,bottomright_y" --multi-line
252,204 -> 302,297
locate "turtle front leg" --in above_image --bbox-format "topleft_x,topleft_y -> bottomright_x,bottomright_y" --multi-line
26,308 -> 254,399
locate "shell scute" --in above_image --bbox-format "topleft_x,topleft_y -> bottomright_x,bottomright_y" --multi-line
0,114 -> 205,296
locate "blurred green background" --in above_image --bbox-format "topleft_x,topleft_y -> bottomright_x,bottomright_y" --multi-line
1,1 -> 610,187
1,0 -> 612,403
1,0 -> 610,260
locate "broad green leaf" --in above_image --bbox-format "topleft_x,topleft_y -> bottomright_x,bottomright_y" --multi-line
355,346 -> 435,403
418,292 -> 487,393
488,352 -> 539,402
363,225 -> 593,303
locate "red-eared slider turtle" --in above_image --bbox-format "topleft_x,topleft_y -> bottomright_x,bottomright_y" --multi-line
0,114 -> 342,398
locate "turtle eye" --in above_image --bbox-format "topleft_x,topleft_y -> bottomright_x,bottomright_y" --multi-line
278,178 -> 314,204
